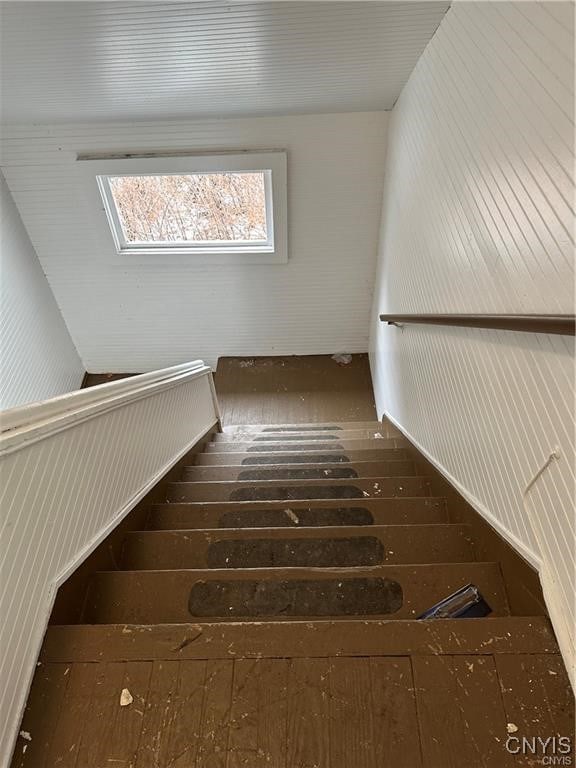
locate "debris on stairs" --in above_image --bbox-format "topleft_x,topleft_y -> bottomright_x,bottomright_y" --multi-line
11,420 -> 575,768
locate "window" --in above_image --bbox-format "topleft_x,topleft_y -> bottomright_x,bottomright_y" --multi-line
81,152 -> 287,263
99,171 -> 272,252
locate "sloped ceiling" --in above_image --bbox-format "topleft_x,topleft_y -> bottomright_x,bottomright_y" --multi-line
0,1 -> 450,123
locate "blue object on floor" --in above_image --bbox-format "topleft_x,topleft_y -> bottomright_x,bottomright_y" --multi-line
418,583 -> 492,619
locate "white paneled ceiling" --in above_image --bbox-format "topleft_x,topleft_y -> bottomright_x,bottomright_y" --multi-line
0,1 -> 450,123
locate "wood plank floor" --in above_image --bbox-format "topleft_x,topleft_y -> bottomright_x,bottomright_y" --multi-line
82,355 -> 378,425
214,355 -> 377,425
12,626 -> 574,768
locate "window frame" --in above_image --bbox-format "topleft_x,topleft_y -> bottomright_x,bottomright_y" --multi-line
79,152 -> 287,264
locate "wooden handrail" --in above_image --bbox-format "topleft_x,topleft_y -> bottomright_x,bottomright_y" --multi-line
379,314 -> 576,336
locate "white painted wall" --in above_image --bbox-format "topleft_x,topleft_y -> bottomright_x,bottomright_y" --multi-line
0,1 -> 449,123
370,1 -> 575,680
0,112 -> 388,372
0,363 -> 218,766
0,173 -> 84,408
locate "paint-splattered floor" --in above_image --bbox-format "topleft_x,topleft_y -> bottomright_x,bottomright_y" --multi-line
214,354 -> 377,426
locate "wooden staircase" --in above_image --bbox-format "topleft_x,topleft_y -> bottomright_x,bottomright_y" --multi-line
12,420 -> 574,767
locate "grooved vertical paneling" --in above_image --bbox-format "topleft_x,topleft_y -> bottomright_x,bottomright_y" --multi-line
1,112 -> 388,371
0,373 -> 218,765
0,173 -> 84,409
370,1 -> 574,681
0,2 -> 449,123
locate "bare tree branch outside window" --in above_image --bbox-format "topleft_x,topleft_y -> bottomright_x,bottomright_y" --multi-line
109,172 -> 267,243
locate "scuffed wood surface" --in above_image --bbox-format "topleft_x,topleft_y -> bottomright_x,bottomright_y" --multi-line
12,647 -> 574,768
41,618 -> 559,663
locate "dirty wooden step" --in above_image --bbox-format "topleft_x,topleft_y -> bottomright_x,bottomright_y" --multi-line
149,497 -> 449,530
205,437 -> 407,453
16,632 -> 573,768
195,447 -> 411,466
182,459 -> 418,482
40,616 -> 560,662
121,524 -> 475,569
82,563 -> 509,623
167,476 -> 431,503
223,420 -> 386,433
213,428 -> 398,442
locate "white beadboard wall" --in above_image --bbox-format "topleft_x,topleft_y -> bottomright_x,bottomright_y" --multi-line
0,172 -> 84,409
370,1 -> 575,680
0,1 -> 449,123
0,368 -> 218,765
0,112 -> 388,372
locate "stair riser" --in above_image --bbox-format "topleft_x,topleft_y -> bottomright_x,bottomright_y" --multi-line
148,498 -> 448,529
204,438 -> 406,453
182,460 -> 417,482
42,617 -> 559,662
82,563 -> 510,623
196,448 -> 411,465
224,421 -> 385,432
121,525 -> 474,569
167,477 -> 431,503
214,429 -> 399,442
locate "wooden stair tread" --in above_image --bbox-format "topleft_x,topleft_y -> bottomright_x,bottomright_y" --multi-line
82,562 -> 510,623
213,428 -> 400,442
15,646 -> 573,768
121,524 -> 475,569
148,497 -> 449,529
167,476 -> 432,502
40,616 -> 560,662
205,437 -> 407,452
224,420 -> 386,432
182,459 -> 419,481
196,447 -> 411,465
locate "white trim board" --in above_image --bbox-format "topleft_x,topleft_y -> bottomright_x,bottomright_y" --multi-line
77,152 -> 288,265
